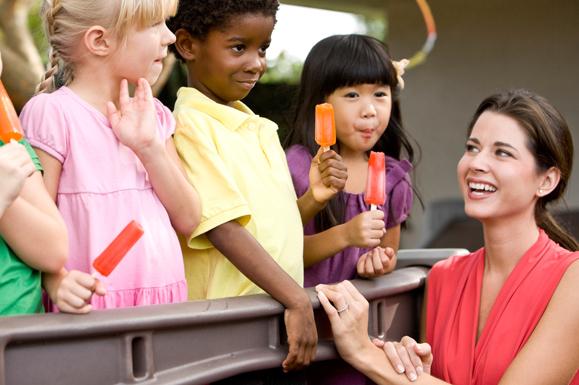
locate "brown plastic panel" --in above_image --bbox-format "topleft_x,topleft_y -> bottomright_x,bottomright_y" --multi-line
396,248 -> 469,269
0,265 -> 439,385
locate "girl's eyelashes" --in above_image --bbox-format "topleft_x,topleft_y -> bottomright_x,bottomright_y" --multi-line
374,91 -> 389,97
343,91 -> 359,98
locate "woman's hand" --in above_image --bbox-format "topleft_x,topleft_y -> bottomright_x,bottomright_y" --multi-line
309,148 -> 348,204
316,280 -> 375,363
345,211 -> 386,248
357,247 -> 396,278
107,78 -> 162,156
373,336 -> 433,382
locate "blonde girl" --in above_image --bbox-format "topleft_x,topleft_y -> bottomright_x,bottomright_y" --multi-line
20,0 -> 200,313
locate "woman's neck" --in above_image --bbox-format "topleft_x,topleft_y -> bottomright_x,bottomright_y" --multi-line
481,209 -> 540,275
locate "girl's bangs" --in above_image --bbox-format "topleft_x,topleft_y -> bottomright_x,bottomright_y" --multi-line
324,47 -> 396,92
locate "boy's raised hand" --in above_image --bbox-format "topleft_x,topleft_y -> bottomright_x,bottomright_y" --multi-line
309,148 -> 347,204
356,247 -> 396,278
106,78 -> 162,155
283,299 -> 318,372
0,141 -> 36,215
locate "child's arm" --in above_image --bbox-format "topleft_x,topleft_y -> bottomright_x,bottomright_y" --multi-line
107,78 -> 201,236
303,210 -> 385,268
0,142 -> 67,273
0,141 -> 36,216
207,220 -> 317,372
296,149 -> 347,224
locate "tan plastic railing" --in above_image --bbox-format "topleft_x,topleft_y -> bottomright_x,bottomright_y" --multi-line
0,249 -> 463,385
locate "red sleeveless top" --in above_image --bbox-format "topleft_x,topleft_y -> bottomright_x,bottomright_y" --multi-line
427,229 -> 578,384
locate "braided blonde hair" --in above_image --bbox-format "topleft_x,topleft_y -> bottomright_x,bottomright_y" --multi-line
37,0 -> 178,94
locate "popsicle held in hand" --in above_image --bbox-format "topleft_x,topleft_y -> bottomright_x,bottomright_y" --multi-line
93,220 -> 144,277
0,81 -> 24,144
315,103 -> 336,152
364,151 -> 386,210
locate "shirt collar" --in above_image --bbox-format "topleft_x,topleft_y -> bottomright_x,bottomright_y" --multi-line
176,87 -> 260,131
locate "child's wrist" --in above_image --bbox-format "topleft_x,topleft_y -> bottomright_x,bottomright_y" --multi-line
133,139 -> 165,163
306,187 -> 328,207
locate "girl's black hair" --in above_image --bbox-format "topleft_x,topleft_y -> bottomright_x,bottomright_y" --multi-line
284,34 -> 421,232
167,0 -> 279,62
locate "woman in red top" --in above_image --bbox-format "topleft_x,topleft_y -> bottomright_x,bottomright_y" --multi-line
317,89 -> 579,385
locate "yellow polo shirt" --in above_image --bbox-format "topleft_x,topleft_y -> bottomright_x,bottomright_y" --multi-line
173,87 -> 304,300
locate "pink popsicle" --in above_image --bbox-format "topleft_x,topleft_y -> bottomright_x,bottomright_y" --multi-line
92,221 -> 144,277
364,151 -> 386,210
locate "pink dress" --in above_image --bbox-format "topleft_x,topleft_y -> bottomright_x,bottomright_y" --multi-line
427,229 -> 579,384
21,87 -> 187,309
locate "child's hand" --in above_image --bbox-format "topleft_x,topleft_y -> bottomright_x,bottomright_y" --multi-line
0,141 -> 36,213
345,210 -> 385,248
49,270 -> 107,314
106,78 -> 162,156
283,299 -> 318,372
373,336 -> 433,382
309,148 -> 347,204
356,246 -> 395,278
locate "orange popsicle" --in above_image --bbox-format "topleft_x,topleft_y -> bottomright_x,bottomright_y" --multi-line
0,80 -> 23,144
315,103 -> 336,151
93,221 -> 144,277
364,151 -> 386,210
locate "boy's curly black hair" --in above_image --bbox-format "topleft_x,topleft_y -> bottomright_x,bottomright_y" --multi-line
167,0 -> 280,61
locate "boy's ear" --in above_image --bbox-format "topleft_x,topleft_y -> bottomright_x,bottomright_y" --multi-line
174,28 -> 198,61
83,26 -> 113,57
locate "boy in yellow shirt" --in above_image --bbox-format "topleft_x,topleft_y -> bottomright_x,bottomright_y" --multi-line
168,0 -> 347,373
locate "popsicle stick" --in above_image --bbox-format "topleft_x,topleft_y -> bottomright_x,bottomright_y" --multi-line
321,146 -> 330,152
371,204 -> 377,211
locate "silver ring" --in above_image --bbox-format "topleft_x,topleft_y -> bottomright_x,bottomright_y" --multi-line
336,304 -> 349,314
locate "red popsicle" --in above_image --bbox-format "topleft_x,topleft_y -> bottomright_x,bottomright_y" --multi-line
93,220 -> 144,277
315,103 -> 336,151
364,151 -> 386,210
0,80 -> 24,144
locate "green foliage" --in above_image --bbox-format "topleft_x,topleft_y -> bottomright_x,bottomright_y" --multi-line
27,0 -> 48,64
261,51 -> 303,85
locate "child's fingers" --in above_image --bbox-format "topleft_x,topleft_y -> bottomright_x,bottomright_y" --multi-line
93,280 -> 107,296
364,252 -> 375,276
140,78 -> 153,100
118,79 -> 130,108
356,253 -> 368,277
106,101 -> 120,127
371,248 -> 386,275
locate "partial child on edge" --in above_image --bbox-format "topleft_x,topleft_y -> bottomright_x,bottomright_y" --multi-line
0,51 -> 68,316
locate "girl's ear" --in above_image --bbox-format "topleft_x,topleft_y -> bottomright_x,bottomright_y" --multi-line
174,28 -> 198,61
83,26 -> 112,57
537,166 -> 561,197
